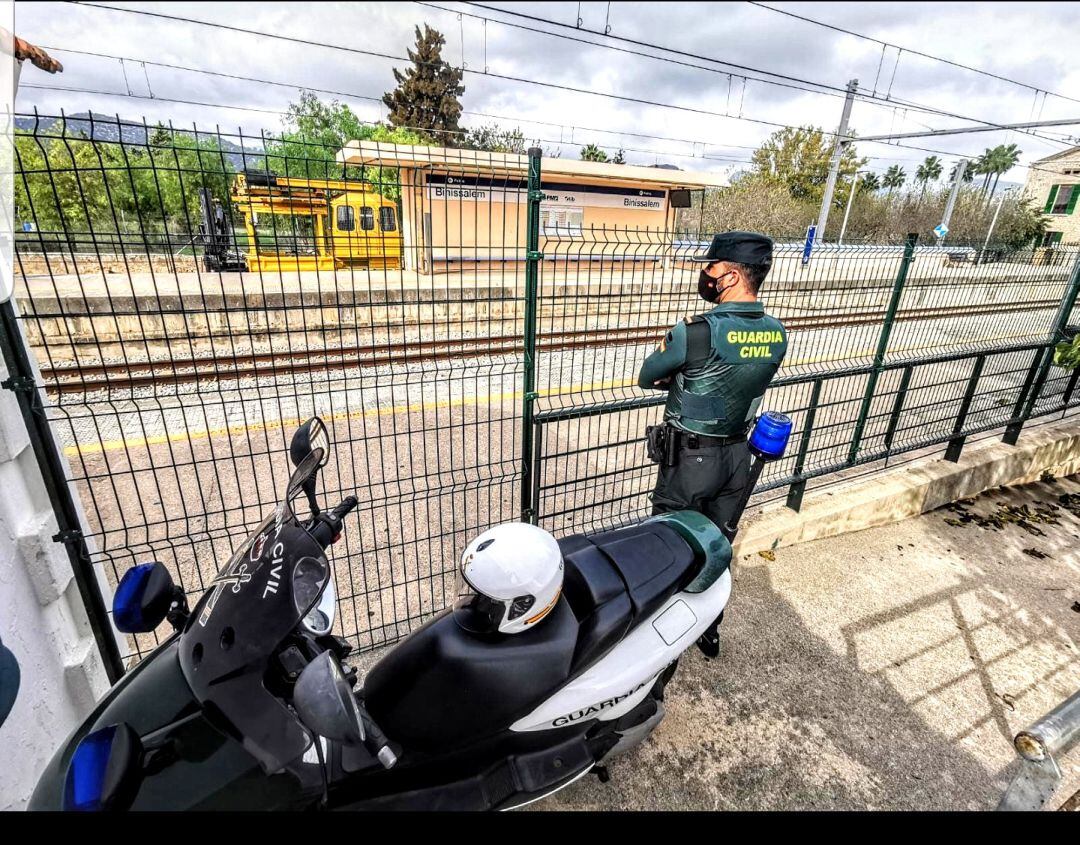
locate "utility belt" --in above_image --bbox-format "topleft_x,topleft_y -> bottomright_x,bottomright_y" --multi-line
645,421 -> 748,466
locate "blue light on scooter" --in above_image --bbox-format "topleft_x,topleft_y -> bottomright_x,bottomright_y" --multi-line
749,411 -> 793,460
112,563 -> 156,633
63,726 -> 116,811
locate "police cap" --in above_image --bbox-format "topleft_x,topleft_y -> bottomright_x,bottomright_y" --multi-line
690,231 -> 773,267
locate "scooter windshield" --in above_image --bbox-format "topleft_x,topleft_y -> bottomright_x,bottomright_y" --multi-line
177,452 -> 330,774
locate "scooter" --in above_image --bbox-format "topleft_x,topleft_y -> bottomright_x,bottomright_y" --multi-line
28,412 -> 792,811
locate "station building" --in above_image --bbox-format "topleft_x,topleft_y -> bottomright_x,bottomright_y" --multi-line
335,141 -> 728,275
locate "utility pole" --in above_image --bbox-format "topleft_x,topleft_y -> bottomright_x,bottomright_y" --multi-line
978,187 -> 1010,264
838,170 -> 863,246
816,79 -> 858,243
937,158 -> 967,245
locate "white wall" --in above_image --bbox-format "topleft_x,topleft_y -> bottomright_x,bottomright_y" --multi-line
0,351 -> 109,810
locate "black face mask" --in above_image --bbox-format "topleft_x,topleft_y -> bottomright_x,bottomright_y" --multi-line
698,269 -> 736,303
698,269 -> 719,302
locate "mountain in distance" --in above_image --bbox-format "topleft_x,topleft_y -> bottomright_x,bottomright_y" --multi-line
14,111 -> 267,171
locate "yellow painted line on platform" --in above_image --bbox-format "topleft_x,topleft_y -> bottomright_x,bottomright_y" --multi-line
62,375 -> 631,457
62,333 -> 1020,458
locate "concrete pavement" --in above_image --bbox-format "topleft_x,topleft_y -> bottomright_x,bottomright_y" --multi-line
545,474 -> 1080,811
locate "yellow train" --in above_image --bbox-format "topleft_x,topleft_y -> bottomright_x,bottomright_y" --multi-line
226,172 -> 403,272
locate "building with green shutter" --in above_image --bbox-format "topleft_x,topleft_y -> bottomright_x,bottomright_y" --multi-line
1023,145 -> 1080,245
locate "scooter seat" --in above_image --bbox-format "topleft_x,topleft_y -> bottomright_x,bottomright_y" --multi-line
362,523 -> 698,753
559,522 -> 698,674
588,522 -> 698,621
560,535 -> 633,674
363,597 -> 580,753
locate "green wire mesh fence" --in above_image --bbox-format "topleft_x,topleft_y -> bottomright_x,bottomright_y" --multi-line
5,115 -> 1079,673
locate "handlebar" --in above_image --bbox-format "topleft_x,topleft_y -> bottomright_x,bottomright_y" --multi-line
358,703 -> 397,769
308,496 -> 359,548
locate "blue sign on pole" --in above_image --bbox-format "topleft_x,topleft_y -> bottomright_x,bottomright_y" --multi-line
933,223 -> 949,239
802,225 -> 816,265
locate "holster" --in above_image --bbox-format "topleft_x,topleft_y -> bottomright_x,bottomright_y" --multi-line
645,423 -> 680,467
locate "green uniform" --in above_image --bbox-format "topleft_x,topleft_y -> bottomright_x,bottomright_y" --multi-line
638,300 -> 787,526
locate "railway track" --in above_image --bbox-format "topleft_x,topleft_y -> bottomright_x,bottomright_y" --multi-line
36,299 -> 1059,395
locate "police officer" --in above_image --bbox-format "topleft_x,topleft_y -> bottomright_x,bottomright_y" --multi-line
639,231 -> 787,533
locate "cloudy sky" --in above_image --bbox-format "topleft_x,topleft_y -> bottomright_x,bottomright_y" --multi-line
13,1 -> 1080,185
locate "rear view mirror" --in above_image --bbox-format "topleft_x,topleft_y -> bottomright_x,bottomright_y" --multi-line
290,417 -> 330,468
63,723 -> 142,812
113,562 -> 180,634
293,651 -> 365,745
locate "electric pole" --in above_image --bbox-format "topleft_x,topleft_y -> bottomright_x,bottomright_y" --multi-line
937,158 -> 967,246
838,171 -> 864,246
978,187 -> 1010,264
816,79 -> 858,243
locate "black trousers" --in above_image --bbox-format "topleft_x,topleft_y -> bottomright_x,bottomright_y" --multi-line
650,439 -> 751,530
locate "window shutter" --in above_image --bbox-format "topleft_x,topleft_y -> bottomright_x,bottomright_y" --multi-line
1067,185 -> 1080,215
1044,184 -> 1059,213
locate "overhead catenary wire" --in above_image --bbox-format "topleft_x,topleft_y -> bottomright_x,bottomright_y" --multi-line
454,0 -> 1075,147
25,78 -> 1066,181
43,3 -> 1072,177
19,83 -> 764,167
22,49 -> 1007,177
72,0 -> 1073,151
746,0 -> 1080,108
38,44 -> 759,157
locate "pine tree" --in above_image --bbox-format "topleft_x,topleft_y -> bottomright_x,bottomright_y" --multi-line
382,24 -> 465,145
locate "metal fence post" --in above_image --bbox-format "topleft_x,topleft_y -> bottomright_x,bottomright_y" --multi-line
0,299 -> 125,683
944,353 -> 986,462
1004,249 -> 1080,444
520,147 -> 543,523
848,233 -> 918,463
785,377 -> 822,512
883,364 -> 914,451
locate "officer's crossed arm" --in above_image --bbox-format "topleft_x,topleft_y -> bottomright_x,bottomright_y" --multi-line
637,321 -> 688,390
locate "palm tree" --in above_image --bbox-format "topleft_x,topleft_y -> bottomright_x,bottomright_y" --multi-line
914,155 -> 943,201
988,143 -> 1021,196
973,149 -> 993,194
949,159 -> 974,183
858,172 -> 881,194
882,164 -> 906,197
579,143 -> 608,162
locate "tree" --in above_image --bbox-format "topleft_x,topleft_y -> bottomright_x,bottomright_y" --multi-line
580,143 -> 609,162
382,24 -> 465,145
14,122 -> 233,245
882,165 -> 906,196
914,155 -> 943,200
749,125 -> 866,203
949,159 -> 974,183
972,149 -> 993,194
263,92 -> 431,198
987,143 -> 1021,196
858,172 -> 881,193
463,123 -> 528,153
264,90 -> 370,179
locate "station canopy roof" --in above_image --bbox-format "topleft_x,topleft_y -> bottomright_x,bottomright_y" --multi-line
336,141 -> 730,189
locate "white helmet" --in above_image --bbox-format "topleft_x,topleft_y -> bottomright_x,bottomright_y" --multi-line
453,522 -> 564,635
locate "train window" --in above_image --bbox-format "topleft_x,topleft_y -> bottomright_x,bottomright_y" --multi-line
379,206 -> 397,232
336,205 -> 355,232
360,207 -> 375,231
